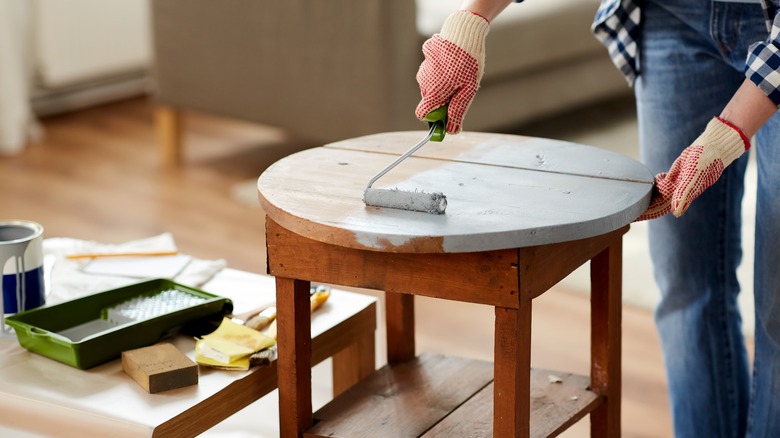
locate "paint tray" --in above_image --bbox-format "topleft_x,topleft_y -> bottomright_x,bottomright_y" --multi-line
5,279 -> 233,369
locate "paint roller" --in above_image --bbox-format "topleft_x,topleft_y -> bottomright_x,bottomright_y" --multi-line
363,106 -> 448,214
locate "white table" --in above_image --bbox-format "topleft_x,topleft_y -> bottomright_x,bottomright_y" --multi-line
0,269 -> 377,437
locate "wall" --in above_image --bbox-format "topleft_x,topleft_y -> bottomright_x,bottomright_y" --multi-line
31,0 -> 152,115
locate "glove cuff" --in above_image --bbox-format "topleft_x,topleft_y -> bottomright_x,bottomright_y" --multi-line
714,117 -> 751,150
440,11 -> 490,67
698,117 -> 750,167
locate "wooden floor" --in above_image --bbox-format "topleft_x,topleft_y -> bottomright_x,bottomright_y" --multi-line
0,97 -> 673,437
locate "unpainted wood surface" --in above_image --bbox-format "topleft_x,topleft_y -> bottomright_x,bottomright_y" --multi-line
275,278 -> 314,437
266,219 -> 521,308
519,226 -> 628,298
494,302 -> 533,437
304,355 -> 600,438
121,343 -> 197,394
331,329 -> 376,397
258,132 -> 653,253
304,354 -> 494,438
423,370 -> 601,438
385,292 -> 416,364
266,219 -> 629,307
590,240 -> 623,437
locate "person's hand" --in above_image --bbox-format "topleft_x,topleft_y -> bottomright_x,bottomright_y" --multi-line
636,117 -> 750,221
635,173 -> 674,221
415,10 -> 490,134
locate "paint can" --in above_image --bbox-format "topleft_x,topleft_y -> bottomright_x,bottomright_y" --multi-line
1,220 -> 45,334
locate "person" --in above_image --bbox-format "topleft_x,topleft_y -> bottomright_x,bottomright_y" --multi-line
415,0 -> 780,436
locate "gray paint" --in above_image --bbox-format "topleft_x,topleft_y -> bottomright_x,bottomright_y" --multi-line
258,132 -> 654,253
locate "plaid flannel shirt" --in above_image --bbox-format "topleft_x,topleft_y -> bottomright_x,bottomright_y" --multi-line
590,0 -> 780,107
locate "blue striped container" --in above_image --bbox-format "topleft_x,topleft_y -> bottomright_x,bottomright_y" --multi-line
1,221 -> 45,317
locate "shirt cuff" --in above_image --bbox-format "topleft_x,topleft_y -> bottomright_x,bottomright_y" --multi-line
746,41 -> 780,107
746,12 -> 780,107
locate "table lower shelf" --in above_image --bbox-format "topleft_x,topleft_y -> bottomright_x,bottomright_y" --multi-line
304,353 -> 601,438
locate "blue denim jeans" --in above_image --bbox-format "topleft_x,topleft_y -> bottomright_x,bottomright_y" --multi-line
636,0 -> 780,436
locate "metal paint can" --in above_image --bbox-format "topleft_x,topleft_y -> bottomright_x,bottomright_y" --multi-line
0,221 -> 45,323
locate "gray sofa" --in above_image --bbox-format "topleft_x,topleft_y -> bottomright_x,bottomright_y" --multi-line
151,0 -> 628,164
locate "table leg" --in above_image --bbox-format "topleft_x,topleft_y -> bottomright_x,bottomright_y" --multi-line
155,105 -> 183,166
590,239 -> 622,437
385,291 -> 415,364
276,277 -> 312,438
331,329 -> 375,396
494,299 -> 532,438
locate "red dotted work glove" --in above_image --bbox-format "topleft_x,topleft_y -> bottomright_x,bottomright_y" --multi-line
415,10 -> 490,134
636,117 -> 750,221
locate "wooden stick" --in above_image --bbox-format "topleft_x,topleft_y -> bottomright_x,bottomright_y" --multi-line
65,251 -> 179,260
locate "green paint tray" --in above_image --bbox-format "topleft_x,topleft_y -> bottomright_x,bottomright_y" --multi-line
5,279 -> 233,369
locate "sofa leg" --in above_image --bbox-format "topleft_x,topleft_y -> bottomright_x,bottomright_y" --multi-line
156,105 -> 183,165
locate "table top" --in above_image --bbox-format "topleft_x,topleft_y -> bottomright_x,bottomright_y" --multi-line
258,131 -> 653,253
0,268 -> 377,437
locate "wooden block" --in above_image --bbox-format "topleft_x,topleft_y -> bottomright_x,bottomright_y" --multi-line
122,343 -> 198,394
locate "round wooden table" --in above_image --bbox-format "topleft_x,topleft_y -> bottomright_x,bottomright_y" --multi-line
258,131 -> 653,437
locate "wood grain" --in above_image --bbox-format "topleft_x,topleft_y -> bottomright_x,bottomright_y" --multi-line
276,277 -> 313,437
385,292 -> 415,364
305,356 -> 603,438
590,239 -> 623,437
331,329 -> 376,397
121,343 -> 197,394
266,219 -> 520,308
324,132 -> 654,184
494,303 -> 532,438
519,226 -> 629,299
257,132 -> 653,253
305,354 -> 493,438
423,370 -> 601,438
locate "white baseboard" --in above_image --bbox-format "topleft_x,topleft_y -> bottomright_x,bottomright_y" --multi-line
31,71 -> 150,117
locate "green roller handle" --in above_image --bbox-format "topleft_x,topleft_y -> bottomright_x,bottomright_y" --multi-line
422,106 -> 447,142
